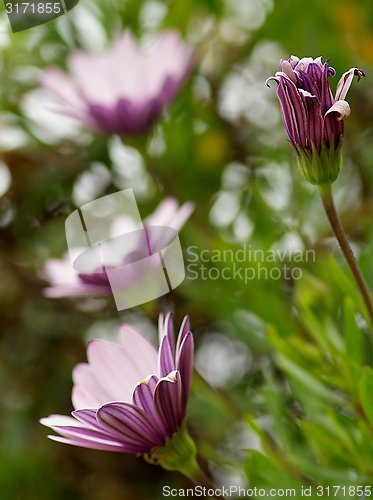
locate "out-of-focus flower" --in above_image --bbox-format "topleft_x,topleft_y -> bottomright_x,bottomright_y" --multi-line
41,30 -> 194,136
41,197 -> 194,298
266,56 -> 364,185
41,314 -> 195,466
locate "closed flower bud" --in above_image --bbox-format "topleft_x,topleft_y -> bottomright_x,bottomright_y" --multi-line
267,56 -> 364,185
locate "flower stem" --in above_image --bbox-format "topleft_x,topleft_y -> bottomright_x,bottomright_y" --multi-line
186,458 -> 227,500
154,422 -> 227,500
318,183 -> 373,333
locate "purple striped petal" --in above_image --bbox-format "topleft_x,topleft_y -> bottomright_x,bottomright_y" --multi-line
97,402 -> 164,448
176,315 -> 190,357
164,312 -> 175,356
72,409 -> 105,433
297,65 -> 322,100
276,80 -> 299,146
320,61 -> 335,115
47,434 -> 146,453
159,335 -> 175,377
48,424 -> 132,448
176,331 -> 194,414
132,375 -> 167,437
298,89 -> 323,154
280,76 -> 308,150
153,370 -> 183,436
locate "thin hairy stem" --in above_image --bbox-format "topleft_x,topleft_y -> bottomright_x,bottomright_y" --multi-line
318,183 -> 373,334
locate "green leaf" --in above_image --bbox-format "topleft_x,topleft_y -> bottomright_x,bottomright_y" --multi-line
358,366 -> 373,427
328,254 -> 369,325
276,353 -> 347,406
245,450 -> 302,490
344,296 -> 363,365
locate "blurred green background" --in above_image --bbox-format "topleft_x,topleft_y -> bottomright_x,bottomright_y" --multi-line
1,0 -> 373,498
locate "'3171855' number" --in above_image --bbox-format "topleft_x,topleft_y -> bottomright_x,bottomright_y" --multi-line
5,3 -> 61,13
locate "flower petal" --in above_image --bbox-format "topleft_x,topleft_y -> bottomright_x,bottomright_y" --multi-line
72,363 -> 112,409
145,198 -> 194,233
335,68 -> 365,102
87,341 -> 137,403
325,100 -> 351,121
176,331 -> 194,415
41,67 -> 86,111
164,313 -> 175,356
159,335 -> 175,378
158,313 -> 165,344
42,284 -> 111,298
97,402 -> 164,448
68,49 -> 117,107
40,414 -> 81,428
72,409 -> 106,433
276,76 -> 307,148
298,89 -> 323,154
176,316 -> 190,357
87,325 -> 158,403
132,375 -> 167,437
48,424 -> 126,447
119,324 -> 159,376
280,60 -> 297,83
47,434 -> 143,453
132,375 -> 158,416
154,370 -> 183,436
48,426 -> 149,453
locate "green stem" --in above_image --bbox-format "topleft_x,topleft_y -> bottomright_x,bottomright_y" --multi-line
185,458 -> 227,500
153,422 -> 227,500
318,183 -> 373,334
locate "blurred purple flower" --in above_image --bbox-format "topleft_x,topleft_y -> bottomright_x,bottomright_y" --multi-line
41,313 -> 194,454
41,30 -> 194,136
267,56 -> 364,155
41,197 -> 194,298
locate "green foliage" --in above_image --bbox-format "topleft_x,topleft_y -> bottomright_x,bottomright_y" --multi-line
1,0 -> 373,498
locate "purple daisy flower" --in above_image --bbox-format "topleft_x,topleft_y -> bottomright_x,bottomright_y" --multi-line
41,197 -> 194,299
41,30 -> 194,136
40,313 -> 194,455
266,56 -> 364,184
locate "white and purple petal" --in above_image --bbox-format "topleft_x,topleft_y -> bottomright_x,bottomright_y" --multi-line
47,434 -> 144,453
176,331 -> 194,415
132,375 -> 168,437
97,402 -> 164,448
158,335 -> 175,378
324,100 -> 351,121
41,30 -> 194,136
176,315 -> 190,357
153,370 -> 183,436
335,68 -> 365,102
